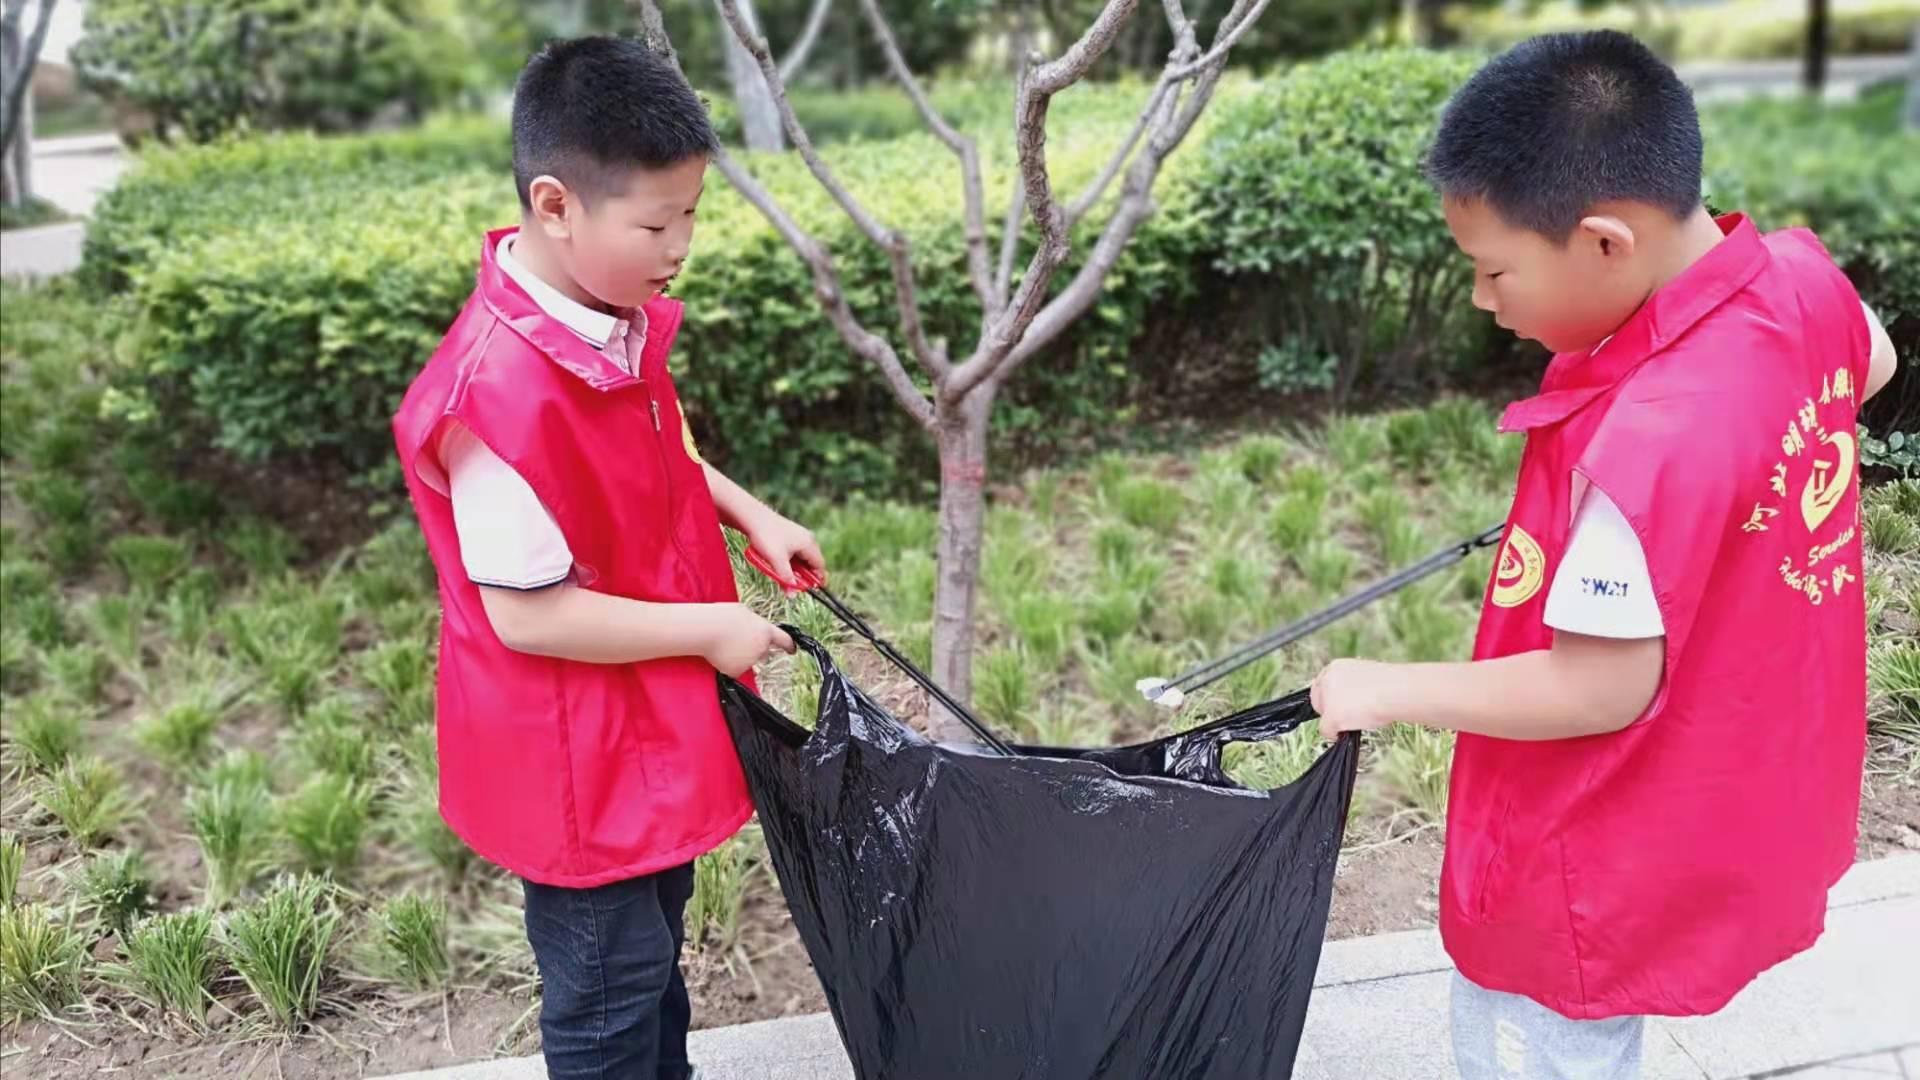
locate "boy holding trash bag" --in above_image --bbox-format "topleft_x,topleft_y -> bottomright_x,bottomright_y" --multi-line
1310,30 -> 1897,1079
391,37 -> 823,1080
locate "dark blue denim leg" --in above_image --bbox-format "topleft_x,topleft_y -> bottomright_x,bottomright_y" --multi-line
522,864 -> 697,1080
653,863 -> 697,1080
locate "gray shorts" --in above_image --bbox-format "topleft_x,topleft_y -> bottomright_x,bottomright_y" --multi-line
1451,971 -> 1645,1080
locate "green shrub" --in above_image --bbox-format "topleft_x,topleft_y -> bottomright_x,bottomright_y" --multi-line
1193,49 -> 1486,401
71,0 -> 492,143
1702,96 -> 1920,429
1452,0 -> 1920,62
221,873 -> 341,1029
78,849 -> 157,938
0,904 -> 91,1021
98,81 -> 1230,499
114,909 -> 219,1026
82,112 -> 510,292
360,891 -> 449,990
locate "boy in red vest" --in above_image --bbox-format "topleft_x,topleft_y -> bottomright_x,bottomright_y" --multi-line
1311,31 -> 1898,1078
391,37 -> 821,1080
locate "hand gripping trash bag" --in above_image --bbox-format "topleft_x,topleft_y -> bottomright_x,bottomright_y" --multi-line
718,633 -> 1359,1080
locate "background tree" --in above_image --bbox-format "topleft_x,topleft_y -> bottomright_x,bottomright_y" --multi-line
638,0 -> 1276,739
0,0 -> 57,208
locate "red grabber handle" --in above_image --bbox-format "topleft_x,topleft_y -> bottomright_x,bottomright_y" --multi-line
745,546 -> 827,596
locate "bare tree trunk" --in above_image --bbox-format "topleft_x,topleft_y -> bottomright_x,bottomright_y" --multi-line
644,0 -> 1270,744
3,73 -> 29,207
718,0 -> 785,151
2,0 -> 58,208
1803,0 -> 1829,95
930,389 -> 994,733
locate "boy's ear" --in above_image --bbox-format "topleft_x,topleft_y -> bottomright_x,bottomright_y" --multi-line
527,175 -> 574,240
1577,214 -> 1637,260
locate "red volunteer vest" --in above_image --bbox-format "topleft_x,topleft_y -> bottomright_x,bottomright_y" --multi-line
1442,215 -> 1872,1019
391,227 -> 753,888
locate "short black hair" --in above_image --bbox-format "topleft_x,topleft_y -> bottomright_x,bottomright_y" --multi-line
512,35 -> 718,210
1425,30 -> 1702,240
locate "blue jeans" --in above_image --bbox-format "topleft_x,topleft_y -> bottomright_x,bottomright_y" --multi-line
1451,971 -> 1645,1079
522,864 -> 697,1080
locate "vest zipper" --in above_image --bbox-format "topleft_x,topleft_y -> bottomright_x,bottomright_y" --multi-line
640,379 -> 700,575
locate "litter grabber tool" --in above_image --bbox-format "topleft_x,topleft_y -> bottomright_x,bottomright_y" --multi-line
745,546 -> 1016,756
1136,523 -> 1508,709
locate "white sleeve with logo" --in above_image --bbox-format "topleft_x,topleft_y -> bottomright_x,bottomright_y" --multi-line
441,423 -> 575,590
1542,486 -> 1664,639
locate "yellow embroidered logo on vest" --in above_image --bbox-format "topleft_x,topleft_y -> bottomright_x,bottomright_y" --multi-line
1491,524 -> 1546,608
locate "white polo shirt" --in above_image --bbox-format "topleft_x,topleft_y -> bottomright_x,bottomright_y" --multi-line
1535,333 -> 1663,640
1543,483 -> 1664,639
436,236 -> 650,590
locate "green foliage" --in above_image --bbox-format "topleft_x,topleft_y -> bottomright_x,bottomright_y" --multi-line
36,755 -> 135,848
278,773 -> 374,877
188,757 -> 276,906
78,849 -> 158,938
361,891 -> 449,990
95,80 -> 1224,498
107,535 -> 192,592
72,0 -> 494,143
221,873 -> 342,1028
0,904 -> 91,1021
689,827 -> 761,954
82,113 -> 509,292
1453,0 -> 1920,62
0,832 -> 22,908
1702,94 -> 1920,428
1195,49 -> 1487,400
6,694 -> 86,774
1863,426 -> 1920,480
114,909 -> 219,1026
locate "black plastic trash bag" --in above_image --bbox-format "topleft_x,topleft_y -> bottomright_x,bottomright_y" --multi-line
718,633 -> 1359,1080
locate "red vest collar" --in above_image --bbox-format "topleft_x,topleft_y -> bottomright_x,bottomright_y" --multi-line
1498,213 -> 1768,434
476,226 -> 682,393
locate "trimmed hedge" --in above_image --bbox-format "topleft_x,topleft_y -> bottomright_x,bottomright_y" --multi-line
1454,0 -> 1920,62
93,51 -> 1920,502
96,81 -> 1229,499
1702,90 -> 1920,429
1191,49 -> 1486,399
82,113 -> 511,294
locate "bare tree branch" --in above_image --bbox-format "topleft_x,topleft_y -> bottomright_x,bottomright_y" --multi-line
713,153 -> 935,428
1030,0 -> 1140,96
633,0 -> 681,66
856,0 -> 995,319
0,0 -> 57,164
777,0 -> 833,82
714,0 -> 950,381
994,179 -> 1026,306
942,0 -> 1141,403
993,4 -> 1038,307
634,0 -> 934,429
1066,77 -> 1171,224
990,0 -> 1252,382
1166,0 -> 1272,79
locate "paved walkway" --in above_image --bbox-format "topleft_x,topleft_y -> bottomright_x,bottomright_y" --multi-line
1,132 -> 123,279
1,220 -> 84,279
378,854 -> 1920,1080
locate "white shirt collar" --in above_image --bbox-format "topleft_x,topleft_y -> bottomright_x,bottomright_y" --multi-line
497,234 -> 642,351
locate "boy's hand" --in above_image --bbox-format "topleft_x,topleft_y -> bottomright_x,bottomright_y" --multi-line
1310,658 -> 1403,741
701,603 -> 796,678
744,510 -> 826,586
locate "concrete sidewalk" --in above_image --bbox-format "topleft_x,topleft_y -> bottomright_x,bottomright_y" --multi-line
379,855 -> 1920,1079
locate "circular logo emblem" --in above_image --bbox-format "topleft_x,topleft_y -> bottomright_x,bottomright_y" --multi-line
1491,524 -> 1546,608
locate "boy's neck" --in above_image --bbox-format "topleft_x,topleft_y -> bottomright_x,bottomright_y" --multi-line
509,224 -> 618,316
1645,206 -> 1728,294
